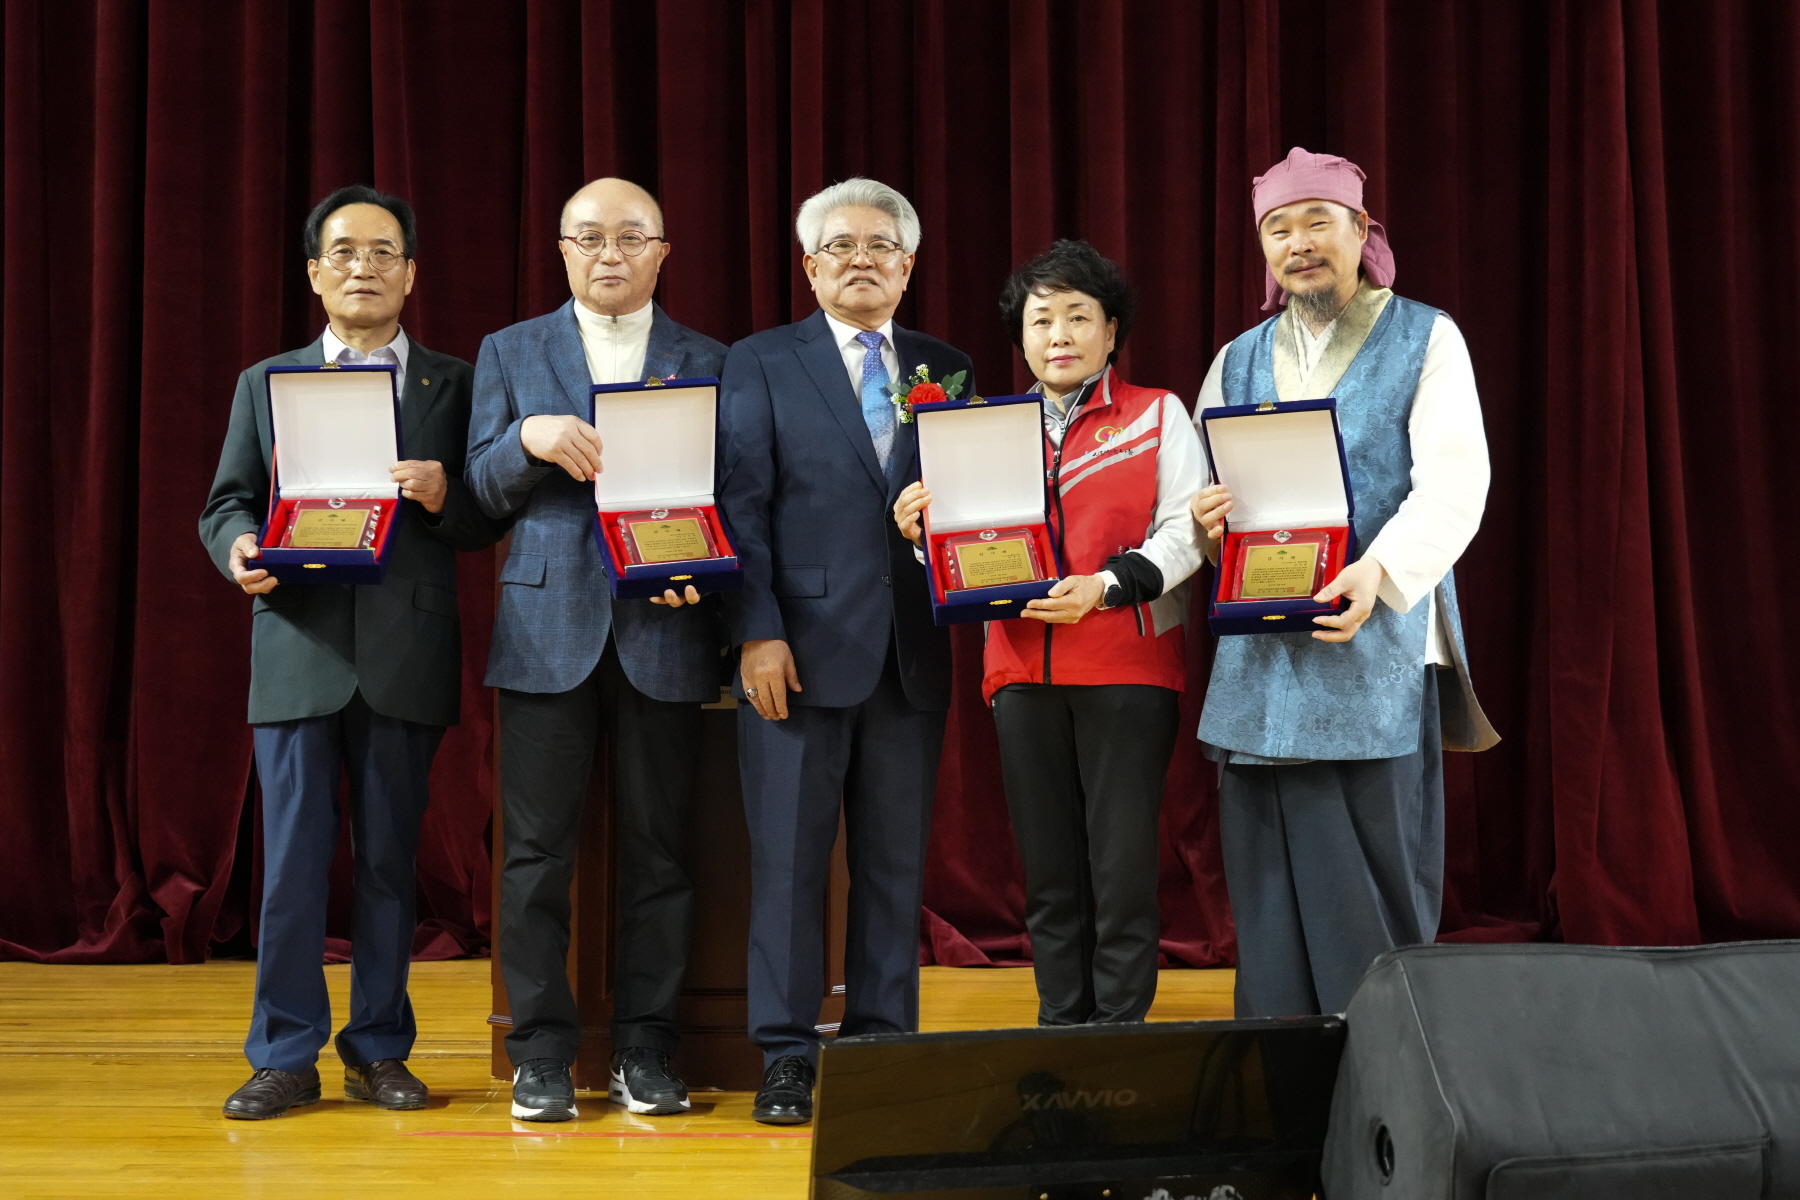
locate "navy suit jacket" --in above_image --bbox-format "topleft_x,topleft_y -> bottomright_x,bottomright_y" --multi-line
199,337 -> 509,727
466,299 -> 729,703
717,309 -> 973,711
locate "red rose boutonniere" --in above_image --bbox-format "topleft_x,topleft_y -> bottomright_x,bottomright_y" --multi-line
886,365 -> 969,423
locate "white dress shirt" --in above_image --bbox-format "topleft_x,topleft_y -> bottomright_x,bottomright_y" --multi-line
1195,312 -> 1490,666
574,299 -> 654,385
822,311 -> 901,398
1039,372 -> 1205,599
322,324 -> 410,377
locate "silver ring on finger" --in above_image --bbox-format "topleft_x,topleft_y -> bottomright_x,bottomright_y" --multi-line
744,686 -> 759,699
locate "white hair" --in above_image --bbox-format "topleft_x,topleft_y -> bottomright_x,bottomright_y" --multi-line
794,177 -> 921,254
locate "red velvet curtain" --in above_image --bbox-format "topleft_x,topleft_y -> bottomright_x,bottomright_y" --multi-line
5,0 -> 1797,965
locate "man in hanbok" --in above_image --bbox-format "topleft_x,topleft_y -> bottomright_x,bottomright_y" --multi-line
1190,148 -> 1499,1019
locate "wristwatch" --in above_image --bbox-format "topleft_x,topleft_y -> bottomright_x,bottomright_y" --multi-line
1100,580 -> 1127,611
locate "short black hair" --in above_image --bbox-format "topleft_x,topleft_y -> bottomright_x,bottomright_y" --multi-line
998,239 -> 1136,364
302,185 -> 417,260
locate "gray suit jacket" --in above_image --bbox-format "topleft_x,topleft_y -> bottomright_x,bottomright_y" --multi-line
198,337 -> 510,727
466,300 -> 728,702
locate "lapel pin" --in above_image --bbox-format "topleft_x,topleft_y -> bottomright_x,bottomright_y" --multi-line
420,378 -> 430,386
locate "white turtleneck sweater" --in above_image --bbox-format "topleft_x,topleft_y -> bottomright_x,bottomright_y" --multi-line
573,299 -> 654,385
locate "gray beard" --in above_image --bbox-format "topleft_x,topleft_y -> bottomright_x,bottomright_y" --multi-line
1290,286 -> 1351,328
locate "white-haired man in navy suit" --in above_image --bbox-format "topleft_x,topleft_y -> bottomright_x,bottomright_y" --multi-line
718,177 -> 974,1125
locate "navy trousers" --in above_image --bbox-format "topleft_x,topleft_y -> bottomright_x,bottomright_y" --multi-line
1217,667 -> 1444,1019
738,653 -> 944,1067
247,690 -> 443,1073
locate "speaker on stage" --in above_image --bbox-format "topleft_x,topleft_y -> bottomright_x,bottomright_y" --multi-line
809,1016 -> 1346,1200
1322,941 -> 1800,1199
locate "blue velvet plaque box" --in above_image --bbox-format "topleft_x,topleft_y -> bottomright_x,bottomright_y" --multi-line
914,393 -> 1062,626
1198,397 -> 1357,636
588,376 -> 742,600
256,363 -> 403,586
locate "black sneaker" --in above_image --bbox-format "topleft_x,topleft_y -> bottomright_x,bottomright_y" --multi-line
511,1058 -> 577,1122
751,1054 -> 816,1125
609,1047 -> 691,1115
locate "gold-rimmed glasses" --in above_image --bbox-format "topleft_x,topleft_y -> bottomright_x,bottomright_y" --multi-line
814,237 -> 905,265
317,246 -> 406,273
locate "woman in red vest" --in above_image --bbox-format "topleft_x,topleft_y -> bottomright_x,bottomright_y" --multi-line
895,240 -> 1205,1025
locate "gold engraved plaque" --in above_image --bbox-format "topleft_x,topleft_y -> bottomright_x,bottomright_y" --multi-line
1239,542 -> 1320,598
952,538 -> 1038,589
625,517 -> 712,564
284,503 -> 382,549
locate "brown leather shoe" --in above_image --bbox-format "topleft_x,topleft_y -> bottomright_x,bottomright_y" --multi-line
223,1066 -> 322,1119
344,1058 -> 429,1110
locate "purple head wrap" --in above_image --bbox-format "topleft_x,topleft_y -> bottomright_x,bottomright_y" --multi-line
1252,147 -> 1395,312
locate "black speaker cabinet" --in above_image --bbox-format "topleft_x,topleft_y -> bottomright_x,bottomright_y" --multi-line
812,1016 -> 1347,1199
1323,941 -> 1800,1199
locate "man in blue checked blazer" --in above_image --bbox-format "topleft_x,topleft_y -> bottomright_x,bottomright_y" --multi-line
465,178 -> 727,1124
717,178 -> 974,1125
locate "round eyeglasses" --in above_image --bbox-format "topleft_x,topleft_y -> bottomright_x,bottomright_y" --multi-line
561,231 -> 663,257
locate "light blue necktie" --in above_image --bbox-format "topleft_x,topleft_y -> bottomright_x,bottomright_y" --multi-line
855,329 -> 895,471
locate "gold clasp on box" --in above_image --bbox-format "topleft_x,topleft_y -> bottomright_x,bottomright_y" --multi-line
1256,399 -> 1276,411
989,598 -> 1011,605
645,375 -> 665,387
321,362 -> 340,370
1262,613 -> 1283,620
305,563 -> 327,569
670,575 -> 693,581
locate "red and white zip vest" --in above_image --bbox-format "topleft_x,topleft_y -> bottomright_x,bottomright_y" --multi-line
981,369 -> 1187,702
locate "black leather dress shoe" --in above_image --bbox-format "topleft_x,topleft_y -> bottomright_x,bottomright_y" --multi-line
345,1059 -> 429,1110
223,1066 -> 323,1120
751,1055 -> 816,1125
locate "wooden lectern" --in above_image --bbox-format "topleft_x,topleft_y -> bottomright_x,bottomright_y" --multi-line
488,694 -> 850,1092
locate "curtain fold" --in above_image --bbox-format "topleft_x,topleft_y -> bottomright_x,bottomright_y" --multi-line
4,0 -> 1797,964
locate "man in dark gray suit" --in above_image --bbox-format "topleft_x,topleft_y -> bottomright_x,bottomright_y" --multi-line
718,177 -> 973,1125
200,186 -> 507,1120
466,178 -> 727,1123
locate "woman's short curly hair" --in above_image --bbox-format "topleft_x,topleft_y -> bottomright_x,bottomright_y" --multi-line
998,239 -> 1136,365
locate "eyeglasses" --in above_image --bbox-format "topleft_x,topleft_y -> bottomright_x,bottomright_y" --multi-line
561,231 -> 662,257
814,237 -> 906,265
318,246 -> 406,274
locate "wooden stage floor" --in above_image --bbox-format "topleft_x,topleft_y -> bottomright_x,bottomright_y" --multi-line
0,959 -> 1234,1198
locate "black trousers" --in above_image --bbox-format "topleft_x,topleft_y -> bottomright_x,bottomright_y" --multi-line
497,642 -> 703,1065
992,681 -> 1180,1026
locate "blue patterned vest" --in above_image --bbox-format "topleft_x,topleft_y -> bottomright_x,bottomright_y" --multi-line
1199,294 -> 1470,761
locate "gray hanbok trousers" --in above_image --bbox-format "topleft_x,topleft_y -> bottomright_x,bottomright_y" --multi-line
1218,667 -> 1444,1018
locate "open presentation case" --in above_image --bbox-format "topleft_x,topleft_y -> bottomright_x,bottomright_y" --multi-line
915,393 -> 1061,626
589,377 -> 742,600
1198,398 -> 1356,636
256,363 -> 402,586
